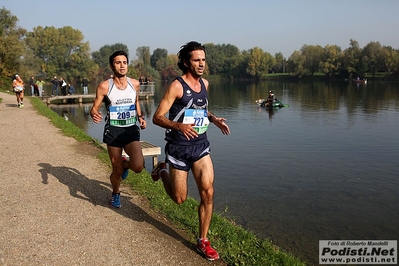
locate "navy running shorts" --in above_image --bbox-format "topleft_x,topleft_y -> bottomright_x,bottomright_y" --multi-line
165,140 -> 210,171
103,124 -> 140,148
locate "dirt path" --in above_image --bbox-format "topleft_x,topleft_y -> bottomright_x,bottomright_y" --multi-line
0,92 -> 225,266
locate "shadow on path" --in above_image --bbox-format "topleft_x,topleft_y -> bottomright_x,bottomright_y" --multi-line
5,103 -> 20,108
37,162 -> 195,251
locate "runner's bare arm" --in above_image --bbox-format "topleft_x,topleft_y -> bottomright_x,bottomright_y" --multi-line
130,78 -> 146,129
153,80 -> 198,140
90,80 -> 108,123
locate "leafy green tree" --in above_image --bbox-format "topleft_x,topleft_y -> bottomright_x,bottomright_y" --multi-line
150,48 -> 167,70
0,7 -> 26,81
133,46 -> 159,80
274,52 -> 285,73
135,46 -> 150,66
25,26 -> 94,82
287,50 -> 307,78
204,43 -> 225,75
221,44 -> 241,79
224,54 -> 242,80
127,64 -> 139,79
381,46 -> 399,75
301,44 -> 324,75
341,39 -> 362,78
320,45 -> 342,77
246,47 -> 274,79
361,41 -> 383,78
159,54 -> 179,81
143,64 -> 160,80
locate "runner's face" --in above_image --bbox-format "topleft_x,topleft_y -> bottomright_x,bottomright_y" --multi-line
187,50 -> 205,77
113,55 -> 128,76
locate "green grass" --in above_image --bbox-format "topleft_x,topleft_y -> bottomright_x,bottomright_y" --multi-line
31,97 -> 92,141
29,96 -> 306,266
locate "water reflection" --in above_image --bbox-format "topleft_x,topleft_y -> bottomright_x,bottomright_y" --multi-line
49,80 -> 399,265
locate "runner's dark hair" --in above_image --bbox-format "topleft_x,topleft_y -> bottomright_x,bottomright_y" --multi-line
177,41 -> 205,73
109,51 -> 129,67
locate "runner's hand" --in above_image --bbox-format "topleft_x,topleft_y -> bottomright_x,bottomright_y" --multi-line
213,117 -> 230,135
139,118 -> 146,129
178,123 -> 198,140
91,110 -> 103,123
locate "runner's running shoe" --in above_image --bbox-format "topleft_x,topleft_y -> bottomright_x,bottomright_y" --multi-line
196,238 -> 219,261
110,193 -> 121,208
151,161 -> 167,181
121,155 -> 129,180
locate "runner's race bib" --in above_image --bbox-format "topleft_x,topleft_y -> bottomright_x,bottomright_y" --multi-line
109,105 -> 137,126
182,109 -> 209,134
14,86 -> 24,92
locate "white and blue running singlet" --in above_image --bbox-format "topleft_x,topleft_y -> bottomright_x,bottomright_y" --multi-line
165,77 -> 210,145
105,78 -> 138,127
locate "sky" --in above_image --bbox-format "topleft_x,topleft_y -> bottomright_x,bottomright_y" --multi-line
4,0 -> 399,59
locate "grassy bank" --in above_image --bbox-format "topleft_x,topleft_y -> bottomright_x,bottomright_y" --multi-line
29,96 -> 306,266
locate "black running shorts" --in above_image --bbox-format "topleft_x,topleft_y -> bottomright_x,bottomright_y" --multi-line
165,140 -> 210,171
103,124 -> 140,148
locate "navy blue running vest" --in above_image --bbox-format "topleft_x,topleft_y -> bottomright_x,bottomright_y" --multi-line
165,77 -> 209,145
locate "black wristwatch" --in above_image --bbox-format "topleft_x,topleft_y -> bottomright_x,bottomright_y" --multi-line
208,115 -> 214,123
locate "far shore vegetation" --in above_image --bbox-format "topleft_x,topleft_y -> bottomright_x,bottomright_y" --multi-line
1,6 -> 398,91
13,94 -> 305,266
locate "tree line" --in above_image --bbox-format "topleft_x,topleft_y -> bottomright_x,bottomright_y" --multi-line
1,7 -> 398,89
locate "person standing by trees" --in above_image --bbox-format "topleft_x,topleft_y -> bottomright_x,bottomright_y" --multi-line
59,77 -> 68,96
51,76 -> 59,96
12,74 -> 25,108
82,77 -> 89,95
29,76 -> 35,96
90,50 -> 146,208
35,78 -> 45,97
151,41 -> 230,261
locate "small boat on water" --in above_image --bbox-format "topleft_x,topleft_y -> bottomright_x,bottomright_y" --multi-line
255,99 -> 289,108
353,79 -> 367,84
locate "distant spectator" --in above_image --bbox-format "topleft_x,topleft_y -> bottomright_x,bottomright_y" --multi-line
29,76 -> 35,96
82,77 -> 89,95
35,78 -> 45,97
52,76 -> 59,96
68,84 -> 75,95
59,77 -> 68,96
33,84 -> 39,96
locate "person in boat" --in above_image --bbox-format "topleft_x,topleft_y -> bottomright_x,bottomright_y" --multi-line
262,90 -> 276,106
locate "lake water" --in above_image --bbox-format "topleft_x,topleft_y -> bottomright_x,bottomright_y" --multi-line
47,80 -> 399,265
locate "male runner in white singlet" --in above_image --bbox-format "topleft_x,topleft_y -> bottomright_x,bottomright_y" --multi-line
90,51 -> 146,208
